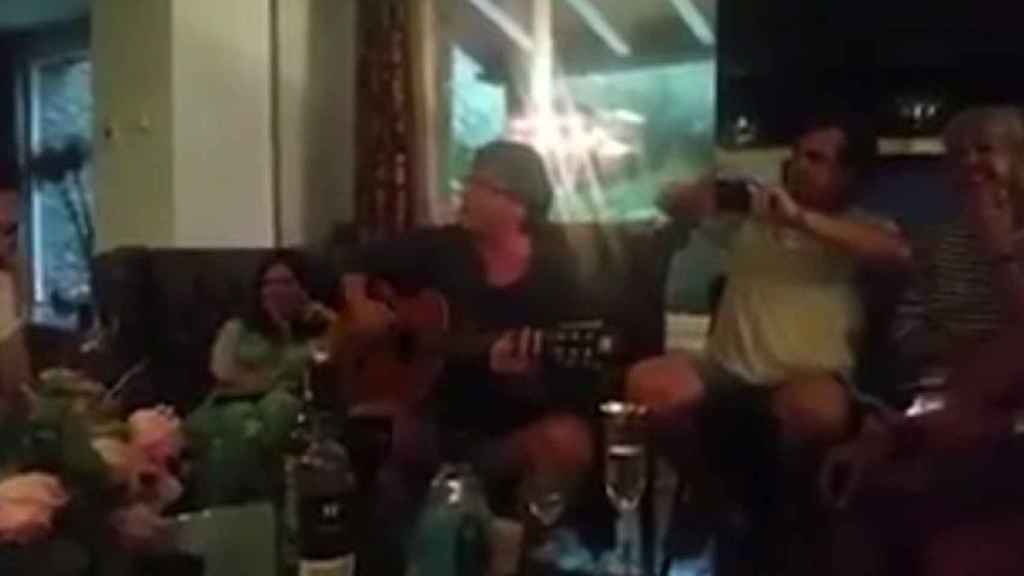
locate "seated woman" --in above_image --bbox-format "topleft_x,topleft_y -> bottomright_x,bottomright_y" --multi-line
210,251 -> 336,395
887,106 -> 1024,385
823,105 -> 1024,576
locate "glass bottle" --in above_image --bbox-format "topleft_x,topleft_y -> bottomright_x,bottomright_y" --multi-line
294,412 -> 358,576
405,462 -> 492,576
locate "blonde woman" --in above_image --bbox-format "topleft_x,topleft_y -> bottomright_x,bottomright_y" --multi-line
821,107 -> 1024,575
890,106 -> 1024,380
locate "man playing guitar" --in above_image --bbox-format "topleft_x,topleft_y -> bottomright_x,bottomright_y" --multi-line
342,141 -> 596,564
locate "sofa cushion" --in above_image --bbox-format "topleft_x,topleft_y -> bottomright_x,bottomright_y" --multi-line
92,223 -> 675,409
94,248 -> 318,410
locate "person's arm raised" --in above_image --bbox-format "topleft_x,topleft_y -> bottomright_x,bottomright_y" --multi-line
762,185 -> 914,268
657,176 -> 718,224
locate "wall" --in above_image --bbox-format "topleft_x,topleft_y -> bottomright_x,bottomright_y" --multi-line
171,0 -> 275,248
93,0 -> 175,250
275,0 -> 357,246
94,0 -> 357,251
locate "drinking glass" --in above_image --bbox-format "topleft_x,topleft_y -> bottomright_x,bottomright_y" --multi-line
522,473 -> 568,565
526,475 -> 567,529
600,401 -> 648,576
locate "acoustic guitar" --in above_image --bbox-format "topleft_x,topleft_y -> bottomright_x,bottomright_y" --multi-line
331,281 -> 618,416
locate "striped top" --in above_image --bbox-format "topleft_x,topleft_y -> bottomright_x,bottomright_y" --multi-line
893,219 -> 1010,363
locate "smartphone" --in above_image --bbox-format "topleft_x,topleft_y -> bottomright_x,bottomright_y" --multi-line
715,178 -> 754,213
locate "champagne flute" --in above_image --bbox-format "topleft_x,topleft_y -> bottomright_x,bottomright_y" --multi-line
601,401 -> 648,576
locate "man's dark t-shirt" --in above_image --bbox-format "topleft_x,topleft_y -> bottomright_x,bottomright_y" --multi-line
347,225 -> 594,436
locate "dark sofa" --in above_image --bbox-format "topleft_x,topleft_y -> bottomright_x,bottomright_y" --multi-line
89,222 -> 683,412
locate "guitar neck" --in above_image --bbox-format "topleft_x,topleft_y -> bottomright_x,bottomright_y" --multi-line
345,283 -> 617,371
436,320 -> 616,371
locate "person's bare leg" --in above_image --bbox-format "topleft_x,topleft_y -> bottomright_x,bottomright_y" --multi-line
626,352 -> 704,412
772,374 -> 852,450
492,413 -> 595,486
625,353 -> 705,455
625,353 -> 724,558
768,375 -> 853,574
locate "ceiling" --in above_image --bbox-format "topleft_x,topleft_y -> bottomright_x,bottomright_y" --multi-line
721,0 -> 1024,75
718,0 -> 1024,144
454,0 -> 716,79
0,0 -> 88,31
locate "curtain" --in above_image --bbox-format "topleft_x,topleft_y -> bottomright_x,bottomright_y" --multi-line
354,0 -> 420,240
355,0 -> 453,238
409,0 -> 453,226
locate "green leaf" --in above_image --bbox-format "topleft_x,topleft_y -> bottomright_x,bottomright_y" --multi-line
58,412 -> 112,494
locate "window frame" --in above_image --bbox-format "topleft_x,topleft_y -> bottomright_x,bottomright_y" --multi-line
28,50 -> 91,297
14,24 -> 91,327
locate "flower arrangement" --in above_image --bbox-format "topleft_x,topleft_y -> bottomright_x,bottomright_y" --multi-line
0,370 -> 186,573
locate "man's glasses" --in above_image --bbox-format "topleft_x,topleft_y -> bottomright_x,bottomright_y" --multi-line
462,175 -> 515,198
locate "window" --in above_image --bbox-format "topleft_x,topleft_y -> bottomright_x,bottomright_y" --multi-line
24,52 -> 93,327
440,0 -> 717,222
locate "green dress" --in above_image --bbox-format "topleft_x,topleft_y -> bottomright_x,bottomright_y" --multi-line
215,318 -> 314,395
185,319 -> 307,508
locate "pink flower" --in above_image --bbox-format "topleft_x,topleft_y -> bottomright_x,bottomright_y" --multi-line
0,473 -> 69,545
128,406 -> 185,469
148,473 -> 183,511
92,437 -> 182,510
111,503 -> 170,551
92,437 -> 148,489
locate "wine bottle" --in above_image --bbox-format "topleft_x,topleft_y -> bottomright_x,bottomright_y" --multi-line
296,413 -> 358,576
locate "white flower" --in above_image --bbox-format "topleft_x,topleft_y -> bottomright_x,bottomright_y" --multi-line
0,473 -> 69,545
128,406 -> 185,468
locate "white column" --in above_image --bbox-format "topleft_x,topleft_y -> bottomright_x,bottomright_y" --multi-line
95,0 -> 357,250
170,0 -> 275,248
93,0 -> 176,251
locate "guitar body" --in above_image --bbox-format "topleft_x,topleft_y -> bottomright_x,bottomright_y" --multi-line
336,284 -> 451,416
334,279 -> 617,417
